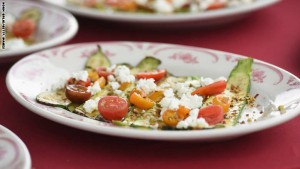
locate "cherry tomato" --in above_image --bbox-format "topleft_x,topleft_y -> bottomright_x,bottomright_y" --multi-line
192,80 -> 226,97
207,2 -> 226,10
136,69 -> 166,82
65,84 -> 91,103
12,19 -> 36,39
148,90 -> 164,102
83,0 -> 97,7
96,67 -> 112,80
98,96 -> 128,121
129,92 -> 154,110
104,0 -> 137,11
162,109 -> 179,127
177,106 -> 190,120
212,95 -> 231,113
67,78 -> 91,87
198,105 -> 224,125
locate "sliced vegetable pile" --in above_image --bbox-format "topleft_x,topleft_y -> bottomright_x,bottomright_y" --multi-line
36,46 -> 254,130
2,8 -> 41,50
67,0 -> 256,14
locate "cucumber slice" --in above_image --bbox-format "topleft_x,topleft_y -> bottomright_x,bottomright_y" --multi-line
85,45 -> 111,70
19,8 -> 41,23
36,89 -> 71,109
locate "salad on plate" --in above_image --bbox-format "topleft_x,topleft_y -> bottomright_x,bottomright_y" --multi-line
67,0 -> 256,14
2,8 -> 41,50
36,45 -> 257,130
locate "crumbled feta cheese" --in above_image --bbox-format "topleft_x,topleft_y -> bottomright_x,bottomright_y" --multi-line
109,81 -> 120,90
71,70 -> 88,81
136,78 -> 157,94
179,93 -> 203,109
160,89 -> 180,111
190,3 -> 199,12
172,0 -> 188,9
51,77 -> 67,91
6,38 -> 27,49
114,65 -> 135,83
107,75 -> 116,82
152,0 -> 174,13
164,88 -> 175,98
88,81 -> 101,95
106,64 -> 116,72
160,97 -> 180,110
185,80 -> 201,88
174,83 -> 191,97
159,82 -> 171,89
83,98 -> 100,113
114,90 -> 123,95
200,77 -> 214,86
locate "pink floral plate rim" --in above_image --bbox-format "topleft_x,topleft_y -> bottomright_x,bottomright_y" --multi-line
0,125 -> 31,169
6,41 -> 300,141
0,0 -> 78,59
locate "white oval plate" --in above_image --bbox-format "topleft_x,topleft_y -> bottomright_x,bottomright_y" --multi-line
41,0 -> 280,26
0,125 -> 31,169
6,41 -> 300,141
0,0 -> 78,61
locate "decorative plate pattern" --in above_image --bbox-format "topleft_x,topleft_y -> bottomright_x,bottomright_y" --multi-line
0,125 -> 31,169
6,41 -> 300,141
0,0 -> 78,60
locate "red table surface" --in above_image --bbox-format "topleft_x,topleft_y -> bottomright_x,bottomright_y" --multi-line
1,0 -> 300,169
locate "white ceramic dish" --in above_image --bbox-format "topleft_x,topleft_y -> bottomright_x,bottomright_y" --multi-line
0,125 -> 31,169
0,0 -> 78,61
41,0 -> 280,26
6,41 -> 300,141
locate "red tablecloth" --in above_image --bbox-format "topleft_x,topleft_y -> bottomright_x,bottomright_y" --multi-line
1,0 -> 300,169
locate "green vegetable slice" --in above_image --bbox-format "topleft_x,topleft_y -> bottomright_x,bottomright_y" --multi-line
85,45 -> 111,70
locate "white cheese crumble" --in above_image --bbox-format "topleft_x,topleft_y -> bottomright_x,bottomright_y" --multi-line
106,64 -> 116,72
199,77 -> 214,86
160,97 -> 180,111
136,78 -> 157,94
6,38 -> 27,49
88,81 -> 101,95
176,109 -> 209,129
179,93 -> 203,109
113,65 -> 135,83
109,81 -> 120,90
71,70 -> 88,81
172,0 -> 189,9
152,0 -> 174,13
83,98 -> 100,113
107,75 -> 116,82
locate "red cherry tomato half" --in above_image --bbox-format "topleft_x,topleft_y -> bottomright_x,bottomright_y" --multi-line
67,78 -> 91,87
12,19 -> 36,39
192,80 -> 226,97
136,69 -> 166,82
96,67 -> 112,80
65,84 -> 91,103
198,105 -> 224,125
98,96 -> 128,121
